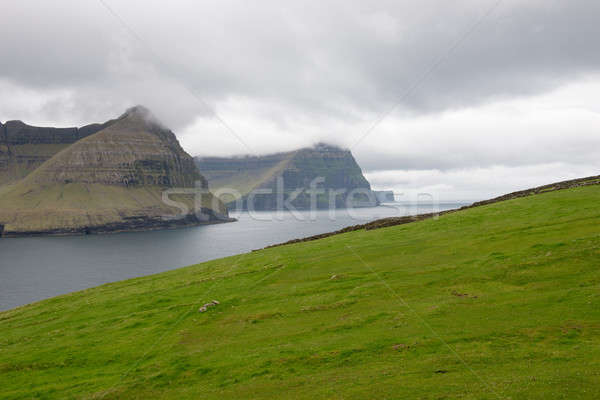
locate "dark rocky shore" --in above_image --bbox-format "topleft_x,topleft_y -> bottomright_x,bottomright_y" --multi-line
0,210 -> 236,238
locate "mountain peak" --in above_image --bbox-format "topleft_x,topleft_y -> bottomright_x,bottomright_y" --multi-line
311,142 -> 346,152
119,105 -> 165,130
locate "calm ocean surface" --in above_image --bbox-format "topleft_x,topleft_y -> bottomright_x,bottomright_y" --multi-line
0,203 -> 466,310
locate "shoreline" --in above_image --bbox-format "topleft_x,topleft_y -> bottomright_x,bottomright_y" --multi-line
0,213 -> 237,239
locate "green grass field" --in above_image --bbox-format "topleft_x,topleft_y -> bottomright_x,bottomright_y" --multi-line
1,185 -> 600,399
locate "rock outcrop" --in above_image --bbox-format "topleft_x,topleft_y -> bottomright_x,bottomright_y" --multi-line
198,300 -> 220,313
195,143 -> 377,210
0,106 -> 232,237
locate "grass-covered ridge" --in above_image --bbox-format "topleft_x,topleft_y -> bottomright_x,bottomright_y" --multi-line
2,185 -> 600,399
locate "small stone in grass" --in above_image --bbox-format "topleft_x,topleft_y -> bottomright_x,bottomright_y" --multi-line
198,300 -> 220,313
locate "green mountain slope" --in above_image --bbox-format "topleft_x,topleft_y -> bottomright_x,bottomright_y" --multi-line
2,184 -> 600,398
195,143 -> 376,210
0,107 -> 231,236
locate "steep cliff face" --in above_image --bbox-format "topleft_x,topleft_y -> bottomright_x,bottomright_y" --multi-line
0,119 -> 113,186
279,144 -> 372,191
0,107 -> 230,236
195,143 -> 377,210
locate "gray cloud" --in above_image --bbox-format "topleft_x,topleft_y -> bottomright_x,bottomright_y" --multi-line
365,162 -> 600,201
2,0 -> 600,126
1,0 -> 599,198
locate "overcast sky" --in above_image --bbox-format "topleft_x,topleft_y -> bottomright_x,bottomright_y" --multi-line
1,0 -> 599,200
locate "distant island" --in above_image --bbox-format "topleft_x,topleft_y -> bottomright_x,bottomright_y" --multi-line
0,106 -> 232,237
195,143 -> 379,211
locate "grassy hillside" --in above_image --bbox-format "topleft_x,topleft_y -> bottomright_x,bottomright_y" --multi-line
2,185 -> 600,398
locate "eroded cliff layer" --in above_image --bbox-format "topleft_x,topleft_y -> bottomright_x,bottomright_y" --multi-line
0,119 -> 114,186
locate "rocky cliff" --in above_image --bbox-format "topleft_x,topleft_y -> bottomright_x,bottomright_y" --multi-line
0,119 -> 114,186
0,107 -> 231,237
195,143 -> 377,210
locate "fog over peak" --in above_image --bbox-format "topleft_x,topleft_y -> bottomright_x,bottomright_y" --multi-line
1,0 -> 599,200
